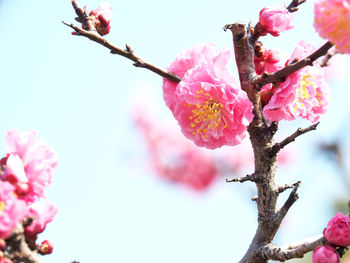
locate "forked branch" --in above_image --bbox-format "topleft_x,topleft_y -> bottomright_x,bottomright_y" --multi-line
271,122 -> 320,155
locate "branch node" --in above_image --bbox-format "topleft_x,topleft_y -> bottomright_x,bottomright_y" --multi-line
133,61 -> 145,68
125,44 -> 133,53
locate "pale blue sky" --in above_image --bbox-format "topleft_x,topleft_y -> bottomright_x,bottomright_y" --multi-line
0,0 -> 349,262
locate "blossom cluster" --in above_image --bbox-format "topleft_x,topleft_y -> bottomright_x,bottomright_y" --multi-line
163,42 -> 329,148
0,129 -> 58,262
160,5 -> 333,149
313,212 -> 350,263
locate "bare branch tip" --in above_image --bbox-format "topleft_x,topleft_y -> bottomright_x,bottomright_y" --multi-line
223,24 -> 233,31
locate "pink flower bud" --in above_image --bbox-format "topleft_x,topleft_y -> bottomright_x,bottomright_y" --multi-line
323,212 -> 350,246
39,240 -> 53,255
88,2 -> 113,36
259,6 -> 294,36
312,245 -> 339,263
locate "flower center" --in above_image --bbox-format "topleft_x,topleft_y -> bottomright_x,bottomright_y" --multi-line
185,87 -> 228,138
0,201 -> 5,213
295,74 -> 312,110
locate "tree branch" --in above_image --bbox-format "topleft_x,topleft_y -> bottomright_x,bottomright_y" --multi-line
271,122 -> 319,155
71,0 -> 95,31
63,22 -> 181,84
63,0 -> 181,84
278,181 -> 301,220
319,47 -> 337,67
262,235 -> 326,261
254,41 -> 334,87
224,23 -> 265,127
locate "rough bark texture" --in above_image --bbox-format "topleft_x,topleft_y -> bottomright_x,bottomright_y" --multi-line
5,218 -> 44,263
225,23 -> 321,263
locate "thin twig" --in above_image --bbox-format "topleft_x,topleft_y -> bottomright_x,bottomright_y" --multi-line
254,41 -> 334,87
226,173 -> 261,183
71,0 -> 95,31
63,22 -> 181,84
281,234 -> 324,250
261,235 -> 326,261
271,122 -> 320,155
287,0 -> 307,13
278,181 -> 301,220
277,181 -> 301,194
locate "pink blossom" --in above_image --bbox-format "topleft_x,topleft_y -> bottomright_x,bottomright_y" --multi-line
0,258 -> 13,263
323,212 -> 350,246
0,181 -> 27,239
134,107 -> 218,191
171,63 -> 252,149
25,200 -> 57,237
163,43 -> 231,111
4,129 -> 58,203
314,0 -> 350,54
263,41 -> 329,122
312,245 -> 339,263
259,5 -> 294,36
87,2 -> 113,36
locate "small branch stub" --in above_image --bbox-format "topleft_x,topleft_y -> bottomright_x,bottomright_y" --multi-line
226,173 -> 261,183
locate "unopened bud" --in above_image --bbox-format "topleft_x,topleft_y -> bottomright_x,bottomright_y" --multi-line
312,245 -> 339,263
39,240 -> 54,255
